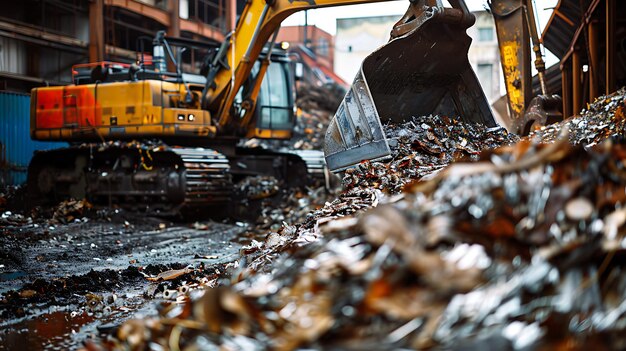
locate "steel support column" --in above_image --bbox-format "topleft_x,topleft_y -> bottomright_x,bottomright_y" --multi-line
168,0 -> 181,72
588,21 -> 599,99
605,0 -> 615,93
226,0 -> 236,33
561,64 -> 572,118
89,0 -> 104,62
572,50 -> 582,115
168,0 -> 181,37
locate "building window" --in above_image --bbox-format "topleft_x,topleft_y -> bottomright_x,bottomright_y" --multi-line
478,27 -> 494,41
188,0 -> 226,30
153,0 -> 168,10
180,0 -> 189,19
477,63 -> 493,98
317,38 -> 329,57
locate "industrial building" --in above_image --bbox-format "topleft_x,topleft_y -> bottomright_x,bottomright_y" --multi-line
0,0 -> 237,93
276,25 -> 346,88
0,0 -> 238,185
542,0 -> 624,117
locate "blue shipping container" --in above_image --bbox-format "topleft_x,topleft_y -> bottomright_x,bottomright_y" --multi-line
0,91 -> 66,186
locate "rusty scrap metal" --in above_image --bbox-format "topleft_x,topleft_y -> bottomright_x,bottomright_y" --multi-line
343,115 -> 518,193
146,267 -> 194,282
530,87 -> 626,146
236,175 -> 280,200
290,83 -> 341,151
51,199 -> 92,223
97,88 -> 626,351
101,140 -> 626,350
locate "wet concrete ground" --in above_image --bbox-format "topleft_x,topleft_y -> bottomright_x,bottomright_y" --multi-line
0,213 -> 247,350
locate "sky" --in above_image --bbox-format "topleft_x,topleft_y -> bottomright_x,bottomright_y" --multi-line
282,1 -> 558,35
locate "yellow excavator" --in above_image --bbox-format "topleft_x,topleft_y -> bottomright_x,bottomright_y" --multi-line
30,0 -> 545,214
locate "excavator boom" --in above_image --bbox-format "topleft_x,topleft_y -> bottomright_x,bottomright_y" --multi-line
204,0 -> 401,134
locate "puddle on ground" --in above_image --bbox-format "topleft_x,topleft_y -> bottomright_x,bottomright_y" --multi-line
0,271 -> 26,282
0,310 -> 95,350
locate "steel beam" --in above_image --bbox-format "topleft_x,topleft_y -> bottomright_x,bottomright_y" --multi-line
588,20 -> 599,99
105,0 -> 170,26
89,0 -> 105,62
0,25 -> 87,55
179,18 -> 225,42
572,50 -> 582,115
606,0 -> 615,93
561,64 -> 572,118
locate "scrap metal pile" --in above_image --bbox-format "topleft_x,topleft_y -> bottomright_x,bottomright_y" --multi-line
530,89 -> 626,145
94,89 -> 626,350
296,83 -> 344,113
235,176 -> 280,200
250,185 -> 334,232
289,109 -> 331,150
287,83 -> 343,151
343,115 -> 519,193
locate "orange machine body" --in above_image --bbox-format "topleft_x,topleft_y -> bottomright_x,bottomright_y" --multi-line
31,79 -> 216,142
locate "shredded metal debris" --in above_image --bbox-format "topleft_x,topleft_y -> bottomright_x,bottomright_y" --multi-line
530,87 -> 626,146
289,83 -> 343,151
52,199 -> 92,224
236,176 -> 281,200
92,87 -> 626,351
343,115 -> 519,193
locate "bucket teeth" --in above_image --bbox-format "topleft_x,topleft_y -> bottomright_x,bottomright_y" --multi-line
324,70 -> 391,172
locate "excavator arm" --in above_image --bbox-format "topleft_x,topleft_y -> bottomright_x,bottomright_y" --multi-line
489,0 -> 562,134
204,0 -> 395,134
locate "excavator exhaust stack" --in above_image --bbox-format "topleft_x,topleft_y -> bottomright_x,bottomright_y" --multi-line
324,0 -> 498,172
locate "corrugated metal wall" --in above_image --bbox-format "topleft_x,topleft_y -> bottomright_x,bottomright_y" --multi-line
0,92 -> 66,186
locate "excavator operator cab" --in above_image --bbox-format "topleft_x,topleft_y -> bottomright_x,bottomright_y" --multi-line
254,48 -> 296,139
236,46 -> 297,140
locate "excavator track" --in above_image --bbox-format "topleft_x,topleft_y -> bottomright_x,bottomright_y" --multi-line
172,148 -> 232,210
28,144 -> 233,216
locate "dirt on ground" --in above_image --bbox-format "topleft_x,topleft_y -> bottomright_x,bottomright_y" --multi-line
0,204 -> 244,349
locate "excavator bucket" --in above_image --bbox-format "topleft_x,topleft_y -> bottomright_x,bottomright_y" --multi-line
324,0 -> 497,172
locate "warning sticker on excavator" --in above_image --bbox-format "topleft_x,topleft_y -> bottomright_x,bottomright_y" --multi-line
501,41 -> 523,115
